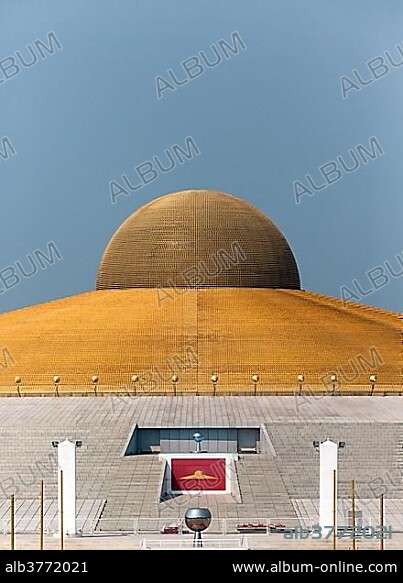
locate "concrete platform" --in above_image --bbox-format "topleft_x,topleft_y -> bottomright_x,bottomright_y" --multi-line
0,397 -> 402,533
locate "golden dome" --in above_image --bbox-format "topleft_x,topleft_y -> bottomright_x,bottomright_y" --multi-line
0,189 -> 400,397
96,190 -> 300,290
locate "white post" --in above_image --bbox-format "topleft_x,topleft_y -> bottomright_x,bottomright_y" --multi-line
58,440 -> 76,535
319,439 -> 337,531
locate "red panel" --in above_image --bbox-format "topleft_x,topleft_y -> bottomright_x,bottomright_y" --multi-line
171,458 -> 226,491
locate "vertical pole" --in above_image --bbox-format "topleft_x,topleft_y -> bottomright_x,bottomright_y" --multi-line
333,469 -> 336,551
351,479 -> 356,551
194,531 -> 202,547
380,494 -> 384,551
39,480 -> 44,550
10,495 -> 15,551
60,469 -> 64,551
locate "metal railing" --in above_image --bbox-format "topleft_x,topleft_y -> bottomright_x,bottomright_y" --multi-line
96,516 -> 304,535
0,384 -> 401,397
140,536 -> 249,550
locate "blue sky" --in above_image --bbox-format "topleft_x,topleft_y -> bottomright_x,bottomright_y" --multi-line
1,0 -> 402,313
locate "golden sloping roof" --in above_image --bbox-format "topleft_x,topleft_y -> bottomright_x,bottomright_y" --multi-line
0,288 -> 400,394
96,190 -> 300,291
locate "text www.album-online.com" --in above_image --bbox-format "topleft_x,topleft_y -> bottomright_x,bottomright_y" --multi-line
232,562 -> 397,574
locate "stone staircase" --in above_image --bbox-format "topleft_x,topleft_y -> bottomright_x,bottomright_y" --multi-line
96,452 -> 299,532
265,422 -> 403,499
0,398 -> 402,533
236,454 -> 296,521
96,455 -> 162,531
154,453 -> 298,532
